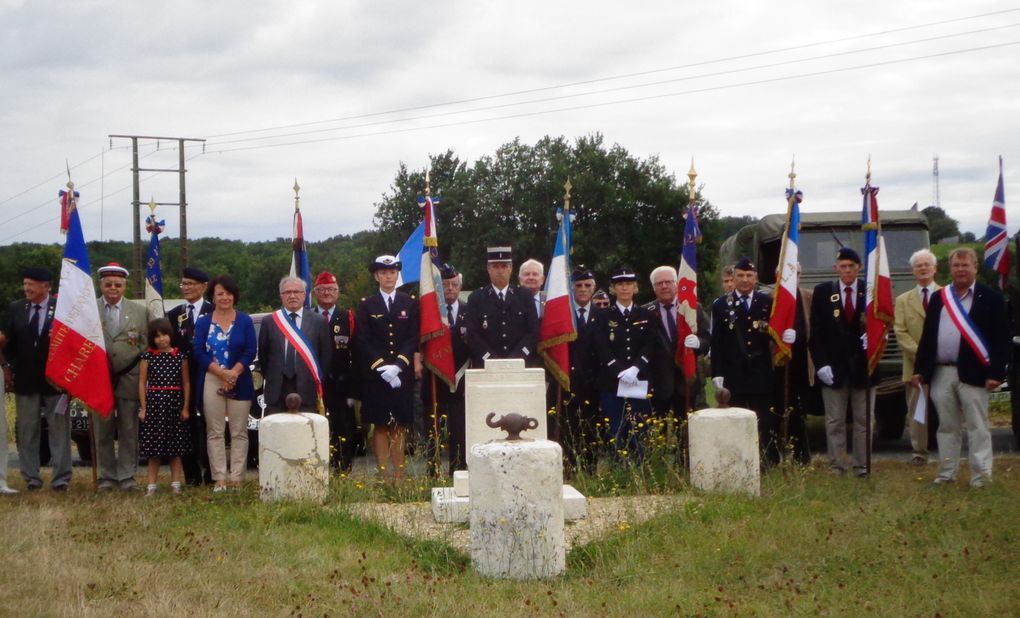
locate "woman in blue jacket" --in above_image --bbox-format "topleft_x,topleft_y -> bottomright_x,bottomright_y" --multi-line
192,275 -> 257,491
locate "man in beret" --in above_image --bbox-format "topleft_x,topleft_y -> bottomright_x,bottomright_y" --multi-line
96,262 -> 148,490
809,247 -> 877,477
711,257 -> 786,468
465,246 -> 539,368
312,271 -> 361,472
560,266 -> 600,474
6,267 -> 70,491
166,266 -> 213,486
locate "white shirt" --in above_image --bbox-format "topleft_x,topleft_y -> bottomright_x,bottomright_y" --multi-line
380,290 -> 396,309
446,300 -> 460,324
936,284 -> 975,364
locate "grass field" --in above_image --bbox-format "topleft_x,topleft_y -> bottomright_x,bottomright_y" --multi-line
1,455 -> 1017,616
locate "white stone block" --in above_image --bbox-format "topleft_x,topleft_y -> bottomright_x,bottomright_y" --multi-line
453,470 -> 470,497
431,487 -> 471,523
562,485 -> 588,520
465,358 -> 548,450
688,407 -> 760,496
258,413 -> 329,502
469,439 -> 565,579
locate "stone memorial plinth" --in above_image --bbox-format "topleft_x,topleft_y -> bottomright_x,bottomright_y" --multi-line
465,358 -> 548,448
469,439 -> 565,579
688,407 -> 760,496
258,413 -> 329,502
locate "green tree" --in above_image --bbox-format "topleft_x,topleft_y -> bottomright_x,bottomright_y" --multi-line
923,206 -> 962,243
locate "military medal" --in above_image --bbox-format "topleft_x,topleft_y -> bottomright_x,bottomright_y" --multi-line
830,293 -> 840,303
482,318 -> 488,330
752,320 -> 758,329
834,309 -> 841,318
177,313 -> 187,327
609,331 -> 615,342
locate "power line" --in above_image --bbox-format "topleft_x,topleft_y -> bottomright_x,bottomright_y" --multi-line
201,40 -> 1020,155
0,148 -> 126,207
203,23 -> 1020,148
202,7 -> 1020,140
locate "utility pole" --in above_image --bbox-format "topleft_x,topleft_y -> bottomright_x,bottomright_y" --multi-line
108,134 -> 205,296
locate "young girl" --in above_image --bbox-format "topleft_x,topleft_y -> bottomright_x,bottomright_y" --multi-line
138,318 -> 192,496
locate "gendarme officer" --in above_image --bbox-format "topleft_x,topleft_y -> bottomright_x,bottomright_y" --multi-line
465,246 -> 538,368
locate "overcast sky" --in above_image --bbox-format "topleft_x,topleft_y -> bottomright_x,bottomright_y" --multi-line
1,1 -> 1017,249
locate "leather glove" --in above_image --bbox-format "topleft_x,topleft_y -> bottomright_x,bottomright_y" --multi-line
376,364 -> 400,382
860,333 -> 868,349
684,334 -> 700,349
345,398 -> 355,407
782,328 -> 796,344
389,376 -> 402,389
817,365 -> 834,386
712,376 -> 724,389
617,366 -> 640,385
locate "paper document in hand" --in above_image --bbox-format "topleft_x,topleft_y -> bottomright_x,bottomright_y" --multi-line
616,380 -> 649,399
912,386 -> 927,425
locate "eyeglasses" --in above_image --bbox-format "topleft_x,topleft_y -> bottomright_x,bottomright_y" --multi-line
180,281 -> 205,288
281,290 -> 305,296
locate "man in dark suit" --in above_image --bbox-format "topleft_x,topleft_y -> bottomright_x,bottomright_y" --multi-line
518,258 -> 546,319
258,276 -> 332,413
561,266 -> 600,474
166,266 -> 213,486
711,257 -> 782,467
465,246 -> 538,368
422,264 -> 470,476
594,266 -> 657,460
645,265 -> 711,423
312,270 -> 360,472
809,248 -> 878,477
913,247 -> 1008,488
5,267 -> 70,491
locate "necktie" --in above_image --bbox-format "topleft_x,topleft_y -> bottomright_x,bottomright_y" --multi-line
741,295 -> 750,311
664,302 -> 677,343
447,304 -> 455,326
29,304 -> 42,342
106,303 -> 119,327
921,287 -> 929,311
844,286 -> 855,324
387,296 -> 394,312
322,309 -> 330,323
187,303 -> 195,324
284,312 -> 298,377
577,307 -> 586,327
497,291 -> 505,303
623,307 -> 630,319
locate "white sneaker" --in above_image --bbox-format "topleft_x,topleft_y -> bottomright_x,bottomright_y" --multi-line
0,485 -> 18,495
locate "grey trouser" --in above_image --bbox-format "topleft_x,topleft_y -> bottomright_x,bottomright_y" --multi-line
1,372 -> 9,487
821,385 -> 874,473
16,393 -> 72,487
94,397 -> 140,483
905,382 -> 930,457
930,366 -> 992,485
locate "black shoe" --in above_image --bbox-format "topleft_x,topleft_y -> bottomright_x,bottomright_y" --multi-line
52,484 -> 69,492
26,482 -> 43,491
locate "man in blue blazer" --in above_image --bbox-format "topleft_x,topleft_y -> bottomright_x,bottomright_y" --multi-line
913,248 -> 1008,488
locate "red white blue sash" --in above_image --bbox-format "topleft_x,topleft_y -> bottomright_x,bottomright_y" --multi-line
941,286 -> 990,367
271,310 -> 324,398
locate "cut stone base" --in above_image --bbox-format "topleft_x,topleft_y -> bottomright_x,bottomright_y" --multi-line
432,481 -> 587,524
688,407 -> 760,496
258,413 -> 329,502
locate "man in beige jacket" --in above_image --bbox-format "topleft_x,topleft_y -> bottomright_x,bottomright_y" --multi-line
893,249 -> 940,465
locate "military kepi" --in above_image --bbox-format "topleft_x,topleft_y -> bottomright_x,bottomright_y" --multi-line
369,255 -> 401,272
610,266 -> 637,282
486,246 -> 512,263
836,247 -> 862,264
98,262 -> 129,278
20,266 -> 52,282
734,256 -> 756,271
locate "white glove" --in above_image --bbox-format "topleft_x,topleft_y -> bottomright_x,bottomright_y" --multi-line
684,334 -> 700,349
345,398 -> 355,407
617,366 -> 640,385
860,333 -> 868,349
712,376 -> 724,389
377,364 -> 400,382
817,365 -> 834,386
782,328 -> 796,344
389,376 -> 402,389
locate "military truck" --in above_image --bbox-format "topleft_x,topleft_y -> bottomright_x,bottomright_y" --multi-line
719,209 -> 930,439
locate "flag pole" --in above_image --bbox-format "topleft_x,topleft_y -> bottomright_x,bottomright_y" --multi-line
863,157 -> 873,478
683,161 -> 697,427
555,179 -> 573,446
425,171 -> 442,478
781,159 -> 796,452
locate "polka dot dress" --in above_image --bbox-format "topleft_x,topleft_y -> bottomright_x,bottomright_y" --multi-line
138,349 -> 192,458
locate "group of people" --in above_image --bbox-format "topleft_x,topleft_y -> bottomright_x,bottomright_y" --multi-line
0,241 -> 1007,494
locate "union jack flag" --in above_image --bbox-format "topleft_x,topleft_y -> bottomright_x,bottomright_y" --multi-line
984,156 -> 1009,290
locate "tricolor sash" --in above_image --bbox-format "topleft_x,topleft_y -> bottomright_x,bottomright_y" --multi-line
941,286 -> 990,367
271,310 -> 325,400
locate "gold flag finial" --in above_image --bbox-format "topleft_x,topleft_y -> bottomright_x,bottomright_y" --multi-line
148,196 -> 157,216
65,159 -> 74,192
563,179 -> 572,212
687,158 -> 698,203
788,156 -> 797,189
293,178 -> 301,210
425,169 -> 431,197
866,155 -> 872,184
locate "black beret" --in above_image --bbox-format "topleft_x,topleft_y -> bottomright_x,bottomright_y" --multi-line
20,267 -> 52,282
734,256 -> 756,272
181,267 -> 210,283
836,247 -> 862,265
571,265 -> 595,282
440,263 -> 459,280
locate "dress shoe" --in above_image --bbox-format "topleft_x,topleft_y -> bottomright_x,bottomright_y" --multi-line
0,485 -> 19,495
97,480 -> 117,491
52,484 -> 69,492
930,477 -> 953,488
26,481 -> 43,491
120,479 -> 140,491
910,455 -> 927,466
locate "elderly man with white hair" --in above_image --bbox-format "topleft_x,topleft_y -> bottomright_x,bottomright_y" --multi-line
894,248 -> 941,465
518,258 -> 546,318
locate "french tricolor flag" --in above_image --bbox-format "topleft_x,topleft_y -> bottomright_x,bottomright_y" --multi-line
768,188 -> 801,366
538,208 -> 577,391
46,191 -> 114,416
